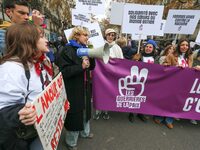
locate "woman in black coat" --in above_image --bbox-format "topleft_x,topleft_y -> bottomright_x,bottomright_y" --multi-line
57,26 -> 95,150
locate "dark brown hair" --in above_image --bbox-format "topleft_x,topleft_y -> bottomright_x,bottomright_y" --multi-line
0,23 -> 41,68
3,0 -> 30,9
176,38 -> 192,59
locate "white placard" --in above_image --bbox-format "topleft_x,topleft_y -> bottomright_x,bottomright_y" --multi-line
76,0 -> 105,15
72,9 -> 91,26
85,22 -> 105,49
156,19 -> 166,36
64,23 -> 104,49
122,4 -> 164,35
195,29 -> 200,44
131,33 -> 147,40
33,73 -> 69,150
64,28 -> 74,41
164,9 -> 200,34
110,2 -> 124,25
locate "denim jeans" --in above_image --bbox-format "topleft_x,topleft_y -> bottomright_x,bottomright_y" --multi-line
30,137 -> 43,150
65,120 -> 90,147
0,29 -> 6,56
155,116 -> 174,124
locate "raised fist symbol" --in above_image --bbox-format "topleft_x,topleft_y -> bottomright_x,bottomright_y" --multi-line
118,66 -> 148,96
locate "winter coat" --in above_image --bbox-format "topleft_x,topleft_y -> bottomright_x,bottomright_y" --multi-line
165,52 -> 193,67
57,44 -> 95,131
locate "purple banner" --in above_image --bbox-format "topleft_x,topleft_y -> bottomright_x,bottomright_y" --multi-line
92,58 -> 200,120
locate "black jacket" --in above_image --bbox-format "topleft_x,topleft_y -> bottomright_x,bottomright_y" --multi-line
57,45 -> 95,131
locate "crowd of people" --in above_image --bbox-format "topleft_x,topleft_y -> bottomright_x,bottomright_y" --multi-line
0,1 -> 200,150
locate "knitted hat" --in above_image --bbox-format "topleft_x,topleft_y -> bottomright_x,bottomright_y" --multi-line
105,28 -> 116,35
146,39 -> 157,48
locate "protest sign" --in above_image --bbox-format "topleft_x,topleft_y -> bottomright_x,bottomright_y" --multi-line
85,22 -> 105,49
195,29 -> 200,44
93,59 -> 200,120
76,0 -> 105,15
164,9 -> 200,34
33,73 -> 69,150
131,33 -> 147,40
72,9 -> 91,26
64,23 -> 104,49
156,19 -> 166,36
122,4 -> 164,35
110,2 -> 124,25
64,28 -> 74,41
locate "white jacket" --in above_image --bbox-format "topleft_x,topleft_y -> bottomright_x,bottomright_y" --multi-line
0,61 -> 51,109
106,41 -> 124,59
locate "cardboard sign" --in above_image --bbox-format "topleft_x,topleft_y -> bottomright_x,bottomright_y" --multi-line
164,9 -> 200,34
195,29 -> 200,44
76,0 -> 106,15
72,9 -> 91,26
110,2 -> 124,25
122,4 -> 164,35
33,73 -> 69,150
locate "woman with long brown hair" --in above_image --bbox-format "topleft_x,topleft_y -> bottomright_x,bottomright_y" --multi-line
164,38 -> 197,126
0,22 -> 51,150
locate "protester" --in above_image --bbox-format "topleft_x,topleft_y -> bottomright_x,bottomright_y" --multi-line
116,36 -> 139,123
164,38 -> 197,125
153,44 -> 175,129
0,22 -> 51,150
194,50 -> 200,70
56,26 -> 95,150
116,36 -> 137,60
0,0 -> 43,57
159,44 -> 175,65
93,28 -> 124,120
132,39 -> 158,122
105,28 -> 123,59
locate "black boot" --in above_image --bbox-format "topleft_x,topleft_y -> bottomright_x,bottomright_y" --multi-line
137,114 -> 148,122
128,113 -> 134,123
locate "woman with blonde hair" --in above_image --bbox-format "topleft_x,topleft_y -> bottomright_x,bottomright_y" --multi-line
56,26 -> 95,150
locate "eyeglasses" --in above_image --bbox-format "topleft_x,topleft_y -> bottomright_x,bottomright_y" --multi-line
107,33 -> 115,37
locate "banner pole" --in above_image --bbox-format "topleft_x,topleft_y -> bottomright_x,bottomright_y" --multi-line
137,34 -> 142,54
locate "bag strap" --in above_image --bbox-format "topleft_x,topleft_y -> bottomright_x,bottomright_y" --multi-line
24,67 -> 30,103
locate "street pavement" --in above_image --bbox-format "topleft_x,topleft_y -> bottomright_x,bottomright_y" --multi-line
58,112 -> 200,150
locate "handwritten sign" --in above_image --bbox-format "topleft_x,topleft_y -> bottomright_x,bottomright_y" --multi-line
164,9 -> 200,34
33,73 -> 69,150
64,23 -> 104,49
122,4 -> 164,35
76,0 -> 105,15
85,22 -> 105,49
72,9 -> 91,26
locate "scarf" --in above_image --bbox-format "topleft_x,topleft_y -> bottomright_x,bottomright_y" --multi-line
34,54 -> 53,77
67,40 -> 87,48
